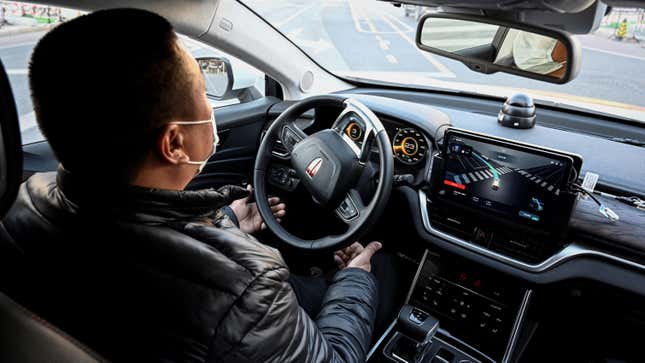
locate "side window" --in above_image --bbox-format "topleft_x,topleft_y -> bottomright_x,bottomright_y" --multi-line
0,3 -> 82,145
178,35 -> 266,109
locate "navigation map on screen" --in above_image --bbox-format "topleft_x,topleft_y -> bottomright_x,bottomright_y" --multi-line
441,133 -> 571,224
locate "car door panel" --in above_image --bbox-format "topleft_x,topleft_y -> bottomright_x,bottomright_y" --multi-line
187,96 -> 280,190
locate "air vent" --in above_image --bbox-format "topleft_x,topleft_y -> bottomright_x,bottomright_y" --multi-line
488,233 -> 546,264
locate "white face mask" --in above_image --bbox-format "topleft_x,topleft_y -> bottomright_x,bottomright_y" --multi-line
170,111 -> 219,174
512,32 -> 564,75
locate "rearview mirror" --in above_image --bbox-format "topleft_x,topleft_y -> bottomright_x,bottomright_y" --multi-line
416,14 -> 580,84
196,57 -> 234,100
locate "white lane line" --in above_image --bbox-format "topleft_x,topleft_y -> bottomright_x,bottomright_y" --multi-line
6,68 -> 28,75
379,13 -> 456,78
0,41 -> 37,50
375,35 -> 390,50
384,12 -> 414,33
386,54 -> 398,64
275,2 -> 318,28
583,46 -> 645,62
349,0 -> 377,33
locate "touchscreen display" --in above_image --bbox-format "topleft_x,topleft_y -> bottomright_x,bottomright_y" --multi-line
439,132 -> 573,226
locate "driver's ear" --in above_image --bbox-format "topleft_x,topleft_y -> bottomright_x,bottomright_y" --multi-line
158,124 -> 189,164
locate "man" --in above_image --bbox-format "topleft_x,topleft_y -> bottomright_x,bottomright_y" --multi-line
0,8 -> 382,362
511,31 -> 568,78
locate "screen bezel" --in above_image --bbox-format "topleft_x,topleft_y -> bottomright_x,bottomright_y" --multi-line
431,128 -> 582,236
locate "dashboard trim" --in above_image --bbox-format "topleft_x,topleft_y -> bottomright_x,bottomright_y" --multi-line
502,289 -> 532,363
418,190 -> 645,274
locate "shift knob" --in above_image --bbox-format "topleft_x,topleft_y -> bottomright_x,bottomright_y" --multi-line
397,304 -> 439,345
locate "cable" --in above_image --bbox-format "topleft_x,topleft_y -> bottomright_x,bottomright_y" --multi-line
571,183 -> 620,222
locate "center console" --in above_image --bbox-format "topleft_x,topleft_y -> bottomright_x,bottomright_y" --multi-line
427,128 -> 582,264
368,250 -> 531,363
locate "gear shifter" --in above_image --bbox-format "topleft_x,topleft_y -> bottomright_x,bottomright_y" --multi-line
392,304 -> 439,362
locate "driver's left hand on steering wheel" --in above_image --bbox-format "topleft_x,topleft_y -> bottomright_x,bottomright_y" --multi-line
230,185 -> 287,234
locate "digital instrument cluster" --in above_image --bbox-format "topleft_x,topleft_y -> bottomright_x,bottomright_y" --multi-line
342,121 -> 429,166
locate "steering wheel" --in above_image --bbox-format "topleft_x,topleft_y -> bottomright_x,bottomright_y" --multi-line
253,95 -> 393,250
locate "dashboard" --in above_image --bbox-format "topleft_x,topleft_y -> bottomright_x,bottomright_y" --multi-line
340,115 -> 430,167
266,92 -> 645,299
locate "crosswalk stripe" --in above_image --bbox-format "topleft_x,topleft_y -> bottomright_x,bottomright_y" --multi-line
468,172 -> 476,181
548,185 -> 554,191
555,189 -> 560,195
462,174 -> 470,184
455,175 -> 462,184
541,181 -> 547,187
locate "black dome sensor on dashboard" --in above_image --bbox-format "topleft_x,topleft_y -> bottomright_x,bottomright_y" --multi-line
498,93 -> 536,129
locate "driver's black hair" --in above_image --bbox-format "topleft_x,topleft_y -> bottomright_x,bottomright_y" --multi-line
29,8 -> 194,185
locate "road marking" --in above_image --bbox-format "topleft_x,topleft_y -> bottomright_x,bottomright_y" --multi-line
583,45 -> 645,62
541,182 -> 548,187
455,175 -> 462,184
548,185 -> 554,191
6,68 -> 28,75
379,13 -> 455,78
462,174 -> 470,184
0,41 -> 37,50
349,0 -> 374,33
384,12 -> 415,33
274,2 -> 318,28
375,35 -> 390,50
386,54 -> 398,64
468,172 -> 476,181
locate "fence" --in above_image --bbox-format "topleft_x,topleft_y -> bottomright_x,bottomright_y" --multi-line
600,7 -> 645,40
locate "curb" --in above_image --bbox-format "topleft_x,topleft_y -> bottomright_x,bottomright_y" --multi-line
0,23 -> 56,37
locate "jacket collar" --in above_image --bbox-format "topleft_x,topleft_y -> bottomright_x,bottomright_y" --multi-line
56,166 -> 244,224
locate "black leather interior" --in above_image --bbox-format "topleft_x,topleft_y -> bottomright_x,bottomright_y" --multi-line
0,292 -> 103,363
0,59 -> 103,363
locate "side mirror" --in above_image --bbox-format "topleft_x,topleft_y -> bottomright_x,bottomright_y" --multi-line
196,57 -> 234,100
416,14 -> 581,84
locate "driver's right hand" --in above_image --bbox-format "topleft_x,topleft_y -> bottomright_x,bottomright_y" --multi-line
333,241 -> 382,272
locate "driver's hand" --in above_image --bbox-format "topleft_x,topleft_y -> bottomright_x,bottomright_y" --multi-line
229,185 -> 286,234
334,241 -> 382,272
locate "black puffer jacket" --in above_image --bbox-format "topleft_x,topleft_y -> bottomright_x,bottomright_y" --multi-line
0,169 -> 378,362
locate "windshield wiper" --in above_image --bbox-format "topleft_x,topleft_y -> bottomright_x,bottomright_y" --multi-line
609,137 -> 645,147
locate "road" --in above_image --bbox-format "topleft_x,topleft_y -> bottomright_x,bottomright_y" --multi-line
1,0 -> 644,143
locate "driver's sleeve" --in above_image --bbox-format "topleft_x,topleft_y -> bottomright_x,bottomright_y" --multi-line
216,265 -> 378,363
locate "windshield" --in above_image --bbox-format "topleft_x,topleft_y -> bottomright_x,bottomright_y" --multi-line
243,0 -> 645,124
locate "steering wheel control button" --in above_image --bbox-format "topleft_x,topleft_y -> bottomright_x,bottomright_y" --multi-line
337,196 -> 358,220
268,166 -> 299,192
